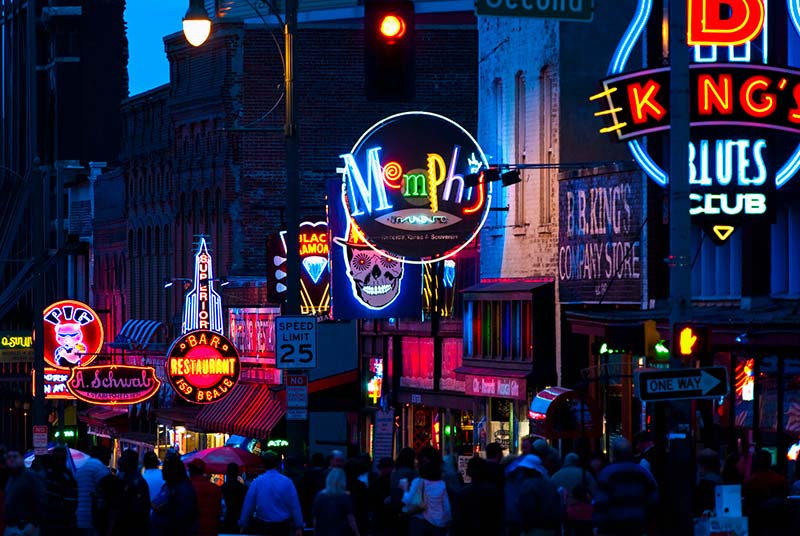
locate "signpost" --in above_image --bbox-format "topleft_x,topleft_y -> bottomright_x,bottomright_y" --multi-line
275,316 -> 317,369
635,366 -> 729,402
475,0 -> 594,21
33,425 -> 48,456
286,373 -> 308,410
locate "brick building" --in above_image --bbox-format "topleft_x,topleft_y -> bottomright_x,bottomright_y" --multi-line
106,2 -> 480,454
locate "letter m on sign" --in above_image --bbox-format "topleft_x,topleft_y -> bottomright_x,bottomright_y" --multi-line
339,147 -> 393,217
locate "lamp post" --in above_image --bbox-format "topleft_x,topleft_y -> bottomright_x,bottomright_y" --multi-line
183,0 -> 304,458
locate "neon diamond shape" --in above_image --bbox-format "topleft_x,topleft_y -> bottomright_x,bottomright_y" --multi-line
302,256 -> 328,284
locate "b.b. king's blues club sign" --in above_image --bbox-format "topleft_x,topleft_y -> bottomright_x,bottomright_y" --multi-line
592,0 -> 800,243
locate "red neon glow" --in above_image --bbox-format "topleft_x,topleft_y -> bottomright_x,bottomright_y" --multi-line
43,300 -> 104,369
698,74 -> 733,115
687,0 -> 765,47
67,365 -> 161,405
167,330 -> 241,404
627,80 -> 667,124
462,181 -> 485,214
379,15 -> 406,39
740,76 -> 777,118
382,161 -> 404,189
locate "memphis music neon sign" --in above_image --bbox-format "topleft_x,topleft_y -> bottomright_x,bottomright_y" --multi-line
338,112 -> 491,262
591,0 -> 800,243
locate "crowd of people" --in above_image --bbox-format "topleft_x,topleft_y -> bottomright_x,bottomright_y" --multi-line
1,434 -> 800,535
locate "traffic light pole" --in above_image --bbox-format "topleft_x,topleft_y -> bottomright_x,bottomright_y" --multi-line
283,0 -> 308,462
667,1 -> 694,533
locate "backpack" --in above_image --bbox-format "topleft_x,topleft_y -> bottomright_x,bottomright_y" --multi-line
516,474 -> 564,531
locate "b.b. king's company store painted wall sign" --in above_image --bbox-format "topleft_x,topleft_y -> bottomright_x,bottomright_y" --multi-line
592,0 -> 800,243
338,112 -> 491,262
166,329 -> 241,404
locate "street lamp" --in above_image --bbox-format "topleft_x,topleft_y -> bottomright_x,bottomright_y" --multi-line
180,0 -> 304,458
182,0 -> 212,47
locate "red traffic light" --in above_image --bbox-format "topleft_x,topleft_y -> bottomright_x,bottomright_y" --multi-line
379,14 -> 406,39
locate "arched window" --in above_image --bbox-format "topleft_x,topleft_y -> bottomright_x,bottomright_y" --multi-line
514,71 -> 526,228
538,66 -> 554,226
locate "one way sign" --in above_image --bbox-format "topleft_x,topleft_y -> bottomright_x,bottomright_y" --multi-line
635,366 -> 729,402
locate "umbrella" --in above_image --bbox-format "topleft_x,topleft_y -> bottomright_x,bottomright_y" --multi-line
25,446 -> 90,472
181,446 -> 265,475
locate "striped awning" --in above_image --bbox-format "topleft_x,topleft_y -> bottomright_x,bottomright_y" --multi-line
196,383 -> 286,439
115,319 -> 163,350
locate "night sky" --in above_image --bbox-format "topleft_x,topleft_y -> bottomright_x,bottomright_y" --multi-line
125,0 -> 185,96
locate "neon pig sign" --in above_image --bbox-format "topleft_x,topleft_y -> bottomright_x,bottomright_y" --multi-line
338,112 -> 491,262
43,300 -> 104,369
592,0 -> 800,243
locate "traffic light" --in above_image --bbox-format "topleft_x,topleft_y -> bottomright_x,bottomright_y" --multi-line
672,324 -> 709,362
364,0 -> 415,101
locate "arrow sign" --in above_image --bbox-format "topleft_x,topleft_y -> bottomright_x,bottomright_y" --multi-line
635,366 -> 729,402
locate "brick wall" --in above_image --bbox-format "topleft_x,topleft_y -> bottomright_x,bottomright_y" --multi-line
120,19 -> 477,326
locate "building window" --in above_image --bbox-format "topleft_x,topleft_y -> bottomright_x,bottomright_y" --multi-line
514,71 -> 526,228
539,66 -> 554,226
771,204 -> 800,297
400,337 -> 434,389
464,299 -> 532,361
691,228 -> 742,299
492,78 -> 506,211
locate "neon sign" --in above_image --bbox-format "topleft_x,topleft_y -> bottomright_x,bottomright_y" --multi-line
592,0 -> 800,243
67,365 -> 161,405
276,221 -> 331,315
43,300 -> 104,369
328,179 -> 423,319
367,357 -> 383,405
40,368 -> 75,400
337,112 -> 491,262
166,329 -> 241,404
183,237 -> 223,334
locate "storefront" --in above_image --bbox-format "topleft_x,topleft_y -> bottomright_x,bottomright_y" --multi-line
460,280 -> 556,455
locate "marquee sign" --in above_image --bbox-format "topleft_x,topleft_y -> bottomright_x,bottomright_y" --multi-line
166,329 -> 241,404
592,0 -> 800,243
337,112 -> 491,262
67,365 -> 161,405
43,300 -> 104,369
183,237 -> 223,334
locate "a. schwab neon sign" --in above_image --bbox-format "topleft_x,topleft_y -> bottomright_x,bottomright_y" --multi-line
337,112 -> 491,262
592,0 -> 800,243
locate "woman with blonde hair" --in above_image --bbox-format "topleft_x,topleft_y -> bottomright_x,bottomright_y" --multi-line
313,467 -> 360,536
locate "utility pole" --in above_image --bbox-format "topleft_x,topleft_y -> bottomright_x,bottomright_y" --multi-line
29,0 -> 47,435
668,1 -> 694,533
283,0 -> 308,462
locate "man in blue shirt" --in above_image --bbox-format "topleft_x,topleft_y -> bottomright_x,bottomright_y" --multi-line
239,451 -> 304,536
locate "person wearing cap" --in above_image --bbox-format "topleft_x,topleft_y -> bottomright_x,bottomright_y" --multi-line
239,451 -> 303,536
187,459 -> 222,536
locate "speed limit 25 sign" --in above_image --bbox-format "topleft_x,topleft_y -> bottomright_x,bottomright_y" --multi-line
275,316 -> 317,369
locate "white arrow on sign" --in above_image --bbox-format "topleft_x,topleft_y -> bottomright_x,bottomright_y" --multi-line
645,370 -> 722,396
698,369 -> 722,395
